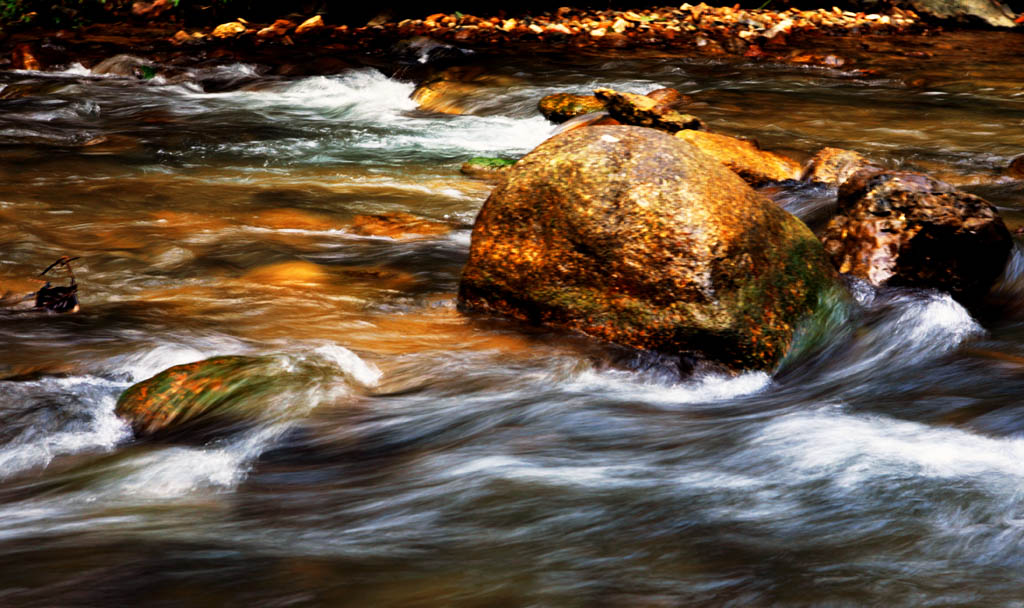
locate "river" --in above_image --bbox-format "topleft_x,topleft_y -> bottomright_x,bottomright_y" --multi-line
2,30 -> 1024,606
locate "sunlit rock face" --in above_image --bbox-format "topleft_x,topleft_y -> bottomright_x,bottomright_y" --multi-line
459,125 -> 838,371
821,170 -> 1013,305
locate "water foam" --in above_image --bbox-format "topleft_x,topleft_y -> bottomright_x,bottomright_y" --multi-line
0,383 -> 130,480
568,367 -> 772,407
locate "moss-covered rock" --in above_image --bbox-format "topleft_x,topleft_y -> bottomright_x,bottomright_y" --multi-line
115,355 -> 306,441
460,157 -> 517,181
459,126 -> 839,371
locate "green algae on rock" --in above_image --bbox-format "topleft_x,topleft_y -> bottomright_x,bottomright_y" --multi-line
458,126 -> 839,371
115,355 -> 314,441
460,157 -> 517,181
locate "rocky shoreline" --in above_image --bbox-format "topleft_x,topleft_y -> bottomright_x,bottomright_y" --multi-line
0,2 -> 1004,74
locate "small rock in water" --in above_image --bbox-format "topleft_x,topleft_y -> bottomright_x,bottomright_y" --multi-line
537,93 -> 607,123
593,88 -> 705,132
115,355 -> 320,441
675,130 -> 802,185
803,147 -> 881,187
1007,155 -> 1024,178
821,170 -> 1013,304
349,211 -> 451,239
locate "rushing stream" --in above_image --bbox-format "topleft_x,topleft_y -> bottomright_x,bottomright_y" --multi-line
2,31 -> 1024,606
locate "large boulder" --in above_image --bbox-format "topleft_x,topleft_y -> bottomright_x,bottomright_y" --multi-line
675,130 -> 802,185
821,170 -> 1012,303
458,126 -> 839,371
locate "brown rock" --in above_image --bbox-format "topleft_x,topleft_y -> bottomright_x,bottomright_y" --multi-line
295,15 -> 325,35
131,0 -> 172,18
411,80 -> 476,114
594,88 -> 704,132
803,147 -> 881,187
675,130 -> 802,185
459,126 -> 838,371
537,93 -> 607,123
1007,155 -> 1024,178
11,43 -> 41,71
645,87 -> 691,107
821,170 -> 1012,303
211,22 -> 247,39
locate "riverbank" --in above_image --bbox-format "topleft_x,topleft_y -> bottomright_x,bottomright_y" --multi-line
0,3 -> 1008,74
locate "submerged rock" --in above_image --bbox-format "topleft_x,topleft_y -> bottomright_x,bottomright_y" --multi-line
115,356 -> 288,440
675,130 -> 801,185
538,93 -> 607,123
803,147 -> 881,187
821,170 -> 1012,303
593,88 -> 705,132
460,157 -> 517,181
349,211 -> 451,239
459,126 -> 838,371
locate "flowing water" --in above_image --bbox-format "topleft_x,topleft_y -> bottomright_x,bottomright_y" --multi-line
2,30 -> 1024,606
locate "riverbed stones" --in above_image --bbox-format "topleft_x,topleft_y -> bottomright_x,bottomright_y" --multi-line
593,88 -> 705,132
115,355 -> 286,440
821,170 -> 1012,303
459,125 -> 838,371
675,130 -> 801,185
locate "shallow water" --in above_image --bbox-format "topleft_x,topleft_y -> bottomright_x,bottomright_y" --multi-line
2,31 -> 1024,606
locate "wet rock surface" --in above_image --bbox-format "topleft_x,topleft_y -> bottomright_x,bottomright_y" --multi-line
594,88 -> 705,132
537,93 -> 607,123
460,157 -> 517,181
675,130 -> 802,185
115,355 -> 287,440
803,147 -> 882,187
821,170 -> 1013,303
459,125 -> 838,371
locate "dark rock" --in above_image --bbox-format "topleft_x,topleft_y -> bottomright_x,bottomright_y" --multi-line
675,130 -> 801,185
537,93 -> 607,123
821,170 -> 1012,304
459,126 -> 839,371
803,147 -> 881,187
594,88 -> 705,132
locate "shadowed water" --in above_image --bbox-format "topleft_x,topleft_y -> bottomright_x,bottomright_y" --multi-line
2,31 -> 1024,607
